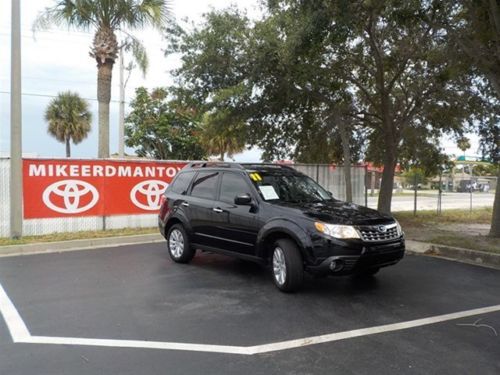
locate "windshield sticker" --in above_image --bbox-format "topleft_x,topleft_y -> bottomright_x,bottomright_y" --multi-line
259,185 -> 279,200
249,172 -> 262,182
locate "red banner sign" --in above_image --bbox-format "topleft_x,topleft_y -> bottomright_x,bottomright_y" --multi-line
23,159 -> 187,219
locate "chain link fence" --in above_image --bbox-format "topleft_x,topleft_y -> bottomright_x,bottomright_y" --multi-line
0,157 -> 161,237
1,159 -> 369,238
1,157 -> 495,237
0,159 -> 10,237
293,164 -> 367,205
364,167 -> 497,214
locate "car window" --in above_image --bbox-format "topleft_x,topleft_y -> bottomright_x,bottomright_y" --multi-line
219,172 -> 251,203
247,171 -> 332,203
169,171 -> 195,194
190,171 -> 219,200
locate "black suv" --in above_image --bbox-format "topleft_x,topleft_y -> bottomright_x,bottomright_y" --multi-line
159,162 -> 405,292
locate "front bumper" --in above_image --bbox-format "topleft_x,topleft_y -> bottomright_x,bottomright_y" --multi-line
158,217 -> 166,238
306,236 -> 405,276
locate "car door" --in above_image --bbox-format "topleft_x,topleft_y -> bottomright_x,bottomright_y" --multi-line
187,170 -> 220,248
213,171 -> 260,255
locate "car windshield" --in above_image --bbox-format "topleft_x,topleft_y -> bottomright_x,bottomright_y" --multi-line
247,170 -> 333,203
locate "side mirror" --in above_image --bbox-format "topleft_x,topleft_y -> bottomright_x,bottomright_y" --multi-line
234,193 -> 252,205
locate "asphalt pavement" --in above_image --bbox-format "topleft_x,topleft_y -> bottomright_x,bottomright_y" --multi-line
0,243 -> 499,374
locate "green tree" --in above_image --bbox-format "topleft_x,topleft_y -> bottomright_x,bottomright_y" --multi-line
45,91 -> 92,157
200,112 -> 246,161
125,87 -> 206,160
457,136 -> 471,155
403,167 -> 429,188
435,0 -> 500,237
245,1 -> 480,206
166,7 -> 251,161
169,6 -> 365,201
34,0 -> 170,158
329,0 -> 484,214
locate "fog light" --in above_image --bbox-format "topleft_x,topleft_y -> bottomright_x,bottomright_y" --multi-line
329,259 -> 344,272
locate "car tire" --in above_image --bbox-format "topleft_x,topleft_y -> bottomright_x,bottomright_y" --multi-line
271,239 -> 304,292
167,224 -> 195,263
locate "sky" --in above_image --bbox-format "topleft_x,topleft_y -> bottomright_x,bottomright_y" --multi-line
0,0 -> 480,162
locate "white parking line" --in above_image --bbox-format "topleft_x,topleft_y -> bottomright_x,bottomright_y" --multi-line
1,281 -> 500,355
0,282 -> 30,341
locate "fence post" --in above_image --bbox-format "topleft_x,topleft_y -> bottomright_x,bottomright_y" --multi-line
469,187 -> 473,215
413,173 -> 417,216
437,171 -> 442,215
365,165 -> 368,207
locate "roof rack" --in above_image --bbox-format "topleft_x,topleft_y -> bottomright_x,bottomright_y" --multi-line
185,161 -> 295,171
240,163 -> 294,169
186,161 -> 242,169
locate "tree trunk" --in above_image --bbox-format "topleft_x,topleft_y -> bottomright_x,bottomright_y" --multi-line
489,169 -> 500,238
65,137 -> 71,157
377,150 -> 396,214
97,62 -> 113,158
338,121 -> 353,202
484,74 -> 500,238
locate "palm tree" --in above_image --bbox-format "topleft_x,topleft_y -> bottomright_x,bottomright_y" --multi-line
200,111 -> 246,161
34,0 -> 170,158
457,136 -> 471,178
457,136 -> 471,157
45,91 -> 92,157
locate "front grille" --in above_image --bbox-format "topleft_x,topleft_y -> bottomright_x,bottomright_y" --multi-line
359,223 -> 399,242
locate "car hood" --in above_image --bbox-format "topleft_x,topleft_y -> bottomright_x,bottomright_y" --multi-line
275,200 -> 395,226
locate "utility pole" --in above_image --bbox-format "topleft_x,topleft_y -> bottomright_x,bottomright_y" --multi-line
118,47 -> 125,158
10,0 -> 22,239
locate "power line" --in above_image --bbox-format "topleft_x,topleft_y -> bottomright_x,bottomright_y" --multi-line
0,30 -> 165,49
0,90 -> 127,104
0,75 -> 120,87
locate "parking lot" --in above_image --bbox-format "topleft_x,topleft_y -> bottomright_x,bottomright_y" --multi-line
0,243 -> 499,375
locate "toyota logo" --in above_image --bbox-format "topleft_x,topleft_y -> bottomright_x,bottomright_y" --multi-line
42,180 -> 99,214
130,180 -> 168,211
378,225 -> 387,233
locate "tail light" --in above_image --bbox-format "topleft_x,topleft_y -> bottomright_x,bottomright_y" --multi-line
159,195 -> 169,219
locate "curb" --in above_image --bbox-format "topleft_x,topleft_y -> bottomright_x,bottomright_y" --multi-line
405,239 -> 500,270
0,233 -> 165,258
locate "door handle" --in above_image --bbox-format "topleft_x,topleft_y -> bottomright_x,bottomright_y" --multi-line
212,207 -> 223,213
181,202 -> 189,207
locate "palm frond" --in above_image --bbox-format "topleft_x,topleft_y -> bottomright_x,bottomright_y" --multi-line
114,0 -> 173,30
122,34 -> 149,76
33,0 -> 96,32
45,91 -> 92,146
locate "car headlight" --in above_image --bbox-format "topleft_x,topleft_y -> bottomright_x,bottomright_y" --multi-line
395,220 -> 403,237
314,222 -> 360,239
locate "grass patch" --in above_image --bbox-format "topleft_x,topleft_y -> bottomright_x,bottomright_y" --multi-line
395,207 -> 499,254
0,227 -> 157,247
427,235 -> 500,254
394,207 -> 493,226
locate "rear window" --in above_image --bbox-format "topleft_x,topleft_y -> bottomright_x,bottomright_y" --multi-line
190,171 -> 219,200
169,171 -> 195,194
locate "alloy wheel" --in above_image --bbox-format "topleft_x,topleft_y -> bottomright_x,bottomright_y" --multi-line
169,229 -> 184,258
273,247 -> 287,286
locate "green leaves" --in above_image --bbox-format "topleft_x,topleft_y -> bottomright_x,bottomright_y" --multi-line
125,87 -> 206,160
45,91 -> 92,156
